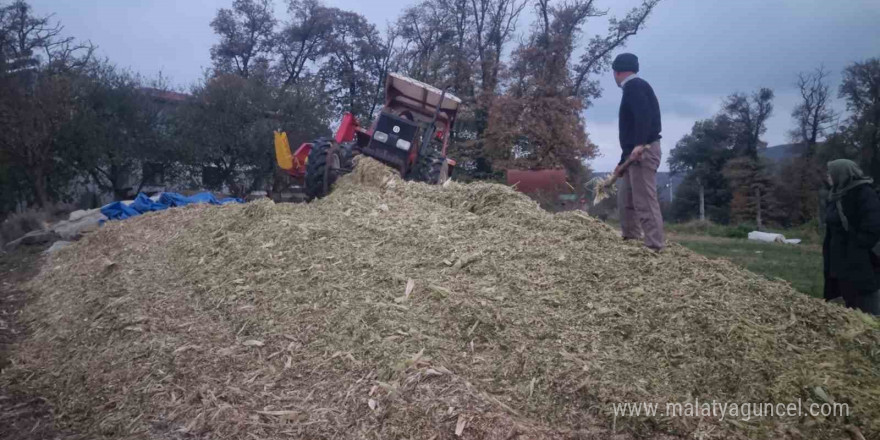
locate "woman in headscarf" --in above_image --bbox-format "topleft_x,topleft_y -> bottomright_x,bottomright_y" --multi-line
823,159 -> 880,315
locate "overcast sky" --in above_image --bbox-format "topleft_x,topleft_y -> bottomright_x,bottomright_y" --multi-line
29,0 -> 880,172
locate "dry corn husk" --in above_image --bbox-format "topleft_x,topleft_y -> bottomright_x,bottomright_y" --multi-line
3,157 -> 878,440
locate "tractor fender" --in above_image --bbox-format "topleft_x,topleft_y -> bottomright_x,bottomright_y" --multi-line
290,143 -> 313,178
275,130 -> 312,179
335,112 -> 359,144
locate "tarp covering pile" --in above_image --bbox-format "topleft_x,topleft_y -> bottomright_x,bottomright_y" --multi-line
101,192 -> 243,220
3,157 -> 879,439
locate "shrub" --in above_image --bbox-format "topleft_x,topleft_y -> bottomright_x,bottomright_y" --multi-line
0,210 -> 50,245
0,203 -> 74,246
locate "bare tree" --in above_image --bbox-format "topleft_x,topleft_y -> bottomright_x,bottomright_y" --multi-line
470,0 -> 527,103
210,0 -> 276,79
319,9 -> 387,122
484,0 -> 660,188
396,3 -> 441,82
471,0 -> 526,89
720,88 -> 774,229
0,0 -> 93,74
572,0 -> 660,102
367,26 -> 399,119
2,0 -> 62,70
393,0 -> 476,98
446,0 -> 473,96
791,66 -> 837,152
276,0 -> 332,90
723,88 -> 774,160
775,66 -> 836,226
486,0 -> 609,190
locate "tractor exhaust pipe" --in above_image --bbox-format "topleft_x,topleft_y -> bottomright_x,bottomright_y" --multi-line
421,86 -> 448,151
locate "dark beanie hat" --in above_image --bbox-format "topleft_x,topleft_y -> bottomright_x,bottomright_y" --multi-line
612,53 -> 639,73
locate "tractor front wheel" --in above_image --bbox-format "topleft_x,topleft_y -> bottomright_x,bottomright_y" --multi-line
412,149 -> 449,185
305,140 -> 351,201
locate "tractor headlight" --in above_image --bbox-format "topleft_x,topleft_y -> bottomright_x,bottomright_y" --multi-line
396,139 -> 411,151
373,131 -> 389,143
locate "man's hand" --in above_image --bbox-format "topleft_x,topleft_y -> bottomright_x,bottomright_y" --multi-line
613,164 -> 624,178
631,144 -> 648,161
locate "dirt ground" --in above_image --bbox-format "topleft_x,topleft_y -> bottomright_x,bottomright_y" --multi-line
0,245 -> 80,440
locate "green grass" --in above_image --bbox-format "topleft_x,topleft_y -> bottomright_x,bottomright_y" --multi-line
673,235 -> 824,297
666,221 -> 753,239
599,217 -> 824,297
666,220 -> 823,245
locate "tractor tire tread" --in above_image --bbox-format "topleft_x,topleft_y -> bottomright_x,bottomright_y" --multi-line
413,149 -> 446,184
305,140 -> 350,201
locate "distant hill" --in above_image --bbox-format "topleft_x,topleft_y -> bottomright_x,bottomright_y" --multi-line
760,143 -> 807,163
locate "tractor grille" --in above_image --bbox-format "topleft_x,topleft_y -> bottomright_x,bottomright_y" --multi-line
363,112 -> 420,169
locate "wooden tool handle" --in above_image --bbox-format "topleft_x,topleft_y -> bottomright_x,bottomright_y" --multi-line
603,150 -> 642,188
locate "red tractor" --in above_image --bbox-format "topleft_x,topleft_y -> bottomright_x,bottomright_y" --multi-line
275,73 -> 461,200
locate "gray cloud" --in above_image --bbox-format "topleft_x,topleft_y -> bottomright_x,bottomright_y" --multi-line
29,0 -> 880,171
586,0 -> 879,170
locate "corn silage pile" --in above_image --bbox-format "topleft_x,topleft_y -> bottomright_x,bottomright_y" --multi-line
3,157 -> 880,439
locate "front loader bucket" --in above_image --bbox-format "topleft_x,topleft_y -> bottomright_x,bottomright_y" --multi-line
274,131 -> 294,171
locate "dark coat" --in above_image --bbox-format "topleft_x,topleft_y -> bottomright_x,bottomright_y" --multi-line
618,77 -> 662,165
823,184 -> 880,298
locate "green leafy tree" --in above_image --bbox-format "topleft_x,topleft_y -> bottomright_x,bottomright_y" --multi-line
668,116 -> 736,222
176,75 -> 275,196
839,58 -> 880,181
722,88 -> 774,160
0,73 -> 74,206
57,62 -> 173,200
176,74 -> 331,196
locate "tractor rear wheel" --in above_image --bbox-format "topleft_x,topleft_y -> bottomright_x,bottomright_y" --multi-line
412,149 -> 448,185
305,140 -> 351,201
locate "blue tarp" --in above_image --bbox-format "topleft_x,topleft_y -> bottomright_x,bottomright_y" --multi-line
101,192 -> 244,221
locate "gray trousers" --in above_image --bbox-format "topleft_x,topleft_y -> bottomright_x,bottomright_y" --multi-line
618,141 -> 665,250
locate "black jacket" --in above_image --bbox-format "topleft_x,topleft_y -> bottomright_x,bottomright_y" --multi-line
618,77 -> 662,165
823,184 -> 880,297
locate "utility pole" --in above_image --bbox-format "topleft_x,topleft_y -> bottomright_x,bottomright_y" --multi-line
698,178 -> 705,222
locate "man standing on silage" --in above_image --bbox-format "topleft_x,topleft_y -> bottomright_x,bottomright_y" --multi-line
612,53 -> 665,251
